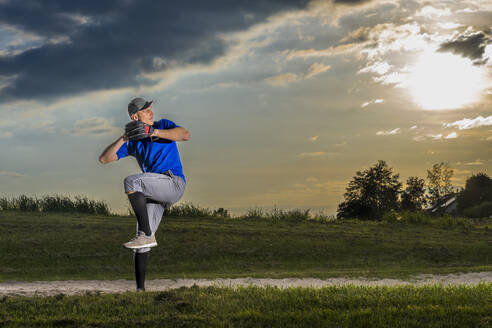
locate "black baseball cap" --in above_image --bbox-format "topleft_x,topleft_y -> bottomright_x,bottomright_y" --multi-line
128,97 -> 153,116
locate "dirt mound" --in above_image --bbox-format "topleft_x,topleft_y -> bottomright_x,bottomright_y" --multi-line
1,272 -> 490,297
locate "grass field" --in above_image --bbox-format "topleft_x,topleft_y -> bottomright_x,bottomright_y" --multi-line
1,284 -> 490,327
0,210 -> 490,281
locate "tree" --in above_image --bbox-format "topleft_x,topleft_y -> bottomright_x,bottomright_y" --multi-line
426,162 -> 454,205
456,172 -> 492,214
400,176 -> 426,211
337,160 -> 402,220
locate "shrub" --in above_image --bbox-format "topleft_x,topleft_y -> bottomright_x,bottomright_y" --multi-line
166,202 -> 213,218
381,209 -> 400,223
269,208 -> 310,222
463,201 -> 492,218
309,212 -> 338,223
0,194 -> 110,215
241,207 -> 311,222
381,210 -> 433,225
0,197 -> 12,211
126,202 -> 230,219
243,207 -> 264,219
89,198 -> 110,215
383,210 -> 473,228
40,195 -> 72,212
212,207 -> 230,218
16,195 -> 40,212
399,210 -> 432,225
74,196 -> 92,213
433,215 -> 473,229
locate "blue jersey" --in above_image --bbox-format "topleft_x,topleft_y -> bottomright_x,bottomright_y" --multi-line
116,119 -> 186,183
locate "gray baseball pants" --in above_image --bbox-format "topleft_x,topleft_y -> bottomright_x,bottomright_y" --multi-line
124,170 -> 186,253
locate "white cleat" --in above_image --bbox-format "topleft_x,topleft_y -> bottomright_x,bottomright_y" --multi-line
123,232 -> 157,249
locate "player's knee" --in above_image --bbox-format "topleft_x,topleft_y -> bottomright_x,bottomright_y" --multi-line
124,175 -> 140,193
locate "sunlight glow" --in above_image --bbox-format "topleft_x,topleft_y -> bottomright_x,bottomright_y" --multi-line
403,51 -> 487,110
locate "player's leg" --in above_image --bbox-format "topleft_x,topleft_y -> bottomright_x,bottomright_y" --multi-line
123,174 -> 156,249
126,171 -> 186,290
134,251 -> 148,291
127,192 -> 152,236
133,203 -> 165,291
124,174 -> 151,236
136,171 -> 186,206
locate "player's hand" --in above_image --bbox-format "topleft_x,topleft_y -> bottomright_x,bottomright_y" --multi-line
124,120 -> 154,141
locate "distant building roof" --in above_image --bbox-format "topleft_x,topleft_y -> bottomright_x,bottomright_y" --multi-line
426,193 -> 457,214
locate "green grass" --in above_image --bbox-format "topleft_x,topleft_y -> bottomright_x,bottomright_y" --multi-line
0,210 -> 490,282
0,284 -> 490,327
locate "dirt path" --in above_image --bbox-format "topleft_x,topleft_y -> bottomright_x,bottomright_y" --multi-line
1,272 -> 490,297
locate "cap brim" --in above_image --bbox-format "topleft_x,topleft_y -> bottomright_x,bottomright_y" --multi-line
142,100 -> 153,110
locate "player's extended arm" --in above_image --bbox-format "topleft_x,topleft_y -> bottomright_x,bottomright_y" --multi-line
98,135 -> 128,164
152,127 -> 190,141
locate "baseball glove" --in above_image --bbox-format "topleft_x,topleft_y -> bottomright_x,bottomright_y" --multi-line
125,120 -> 154,141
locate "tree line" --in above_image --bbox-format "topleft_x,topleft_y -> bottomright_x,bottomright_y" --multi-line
337,160 -> 492,220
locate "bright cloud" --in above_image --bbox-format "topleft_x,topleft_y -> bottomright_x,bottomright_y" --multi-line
354,17 -> 491,111
359,22 -> 431,61
304,63 -> 331,79
264,73 -> 298,86
300,152 -> 326,157
415,5 -> 452,18
361,98 -> 384,108
357,61 -> 392,75
437,22 -> 463,29
265,63 -> 332,86
283,43 -> 362,60
444,115 -> 492,129
376,128 -> 400,135
372,72 -> 407,86
428,134 -> 443,140
413,132 -> 459,141
464,159 -> 484,165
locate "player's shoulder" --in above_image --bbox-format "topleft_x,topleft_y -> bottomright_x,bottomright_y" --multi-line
155,117 -> 171,123
156,118 -> 179,129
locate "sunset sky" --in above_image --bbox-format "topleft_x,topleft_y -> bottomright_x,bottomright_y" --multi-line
0,0 -> 491,216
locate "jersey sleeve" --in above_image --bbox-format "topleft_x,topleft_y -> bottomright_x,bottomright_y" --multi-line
158,118 -> 181,129
116,142 -> 129,160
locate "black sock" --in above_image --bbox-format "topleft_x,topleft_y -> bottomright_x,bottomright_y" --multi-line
134,252 -> 149,290
128,192 -> 151,236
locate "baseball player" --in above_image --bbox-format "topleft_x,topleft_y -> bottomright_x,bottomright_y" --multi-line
98,97 -> 190,291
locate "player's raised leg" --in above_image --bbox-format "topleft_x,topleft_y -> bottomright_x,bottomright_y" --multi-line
123,174 -> 157,249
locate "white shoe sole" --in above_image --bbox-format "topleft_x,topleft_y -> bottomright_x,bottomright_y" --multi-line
123,241 -> 157,249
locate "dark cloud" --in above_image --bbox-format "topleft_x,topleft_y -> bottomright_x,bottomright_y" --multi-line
0,0 -> 310,103
0,0 -> 120,38
438,30 -> 491,65
333,0 -> 373,4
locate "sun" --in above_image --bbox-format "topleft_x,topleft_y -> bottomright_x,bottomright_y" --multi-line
403,50 -> 487,110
